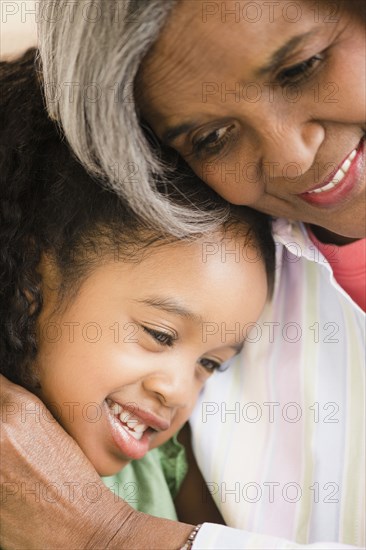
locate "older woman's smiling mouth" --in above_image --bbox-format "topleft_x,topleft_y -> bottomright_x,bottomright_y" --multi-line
300,138 -> 365,207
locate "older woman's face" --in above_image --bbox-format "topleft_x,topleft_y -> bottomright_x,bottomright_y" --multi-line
140,0 -> 365,238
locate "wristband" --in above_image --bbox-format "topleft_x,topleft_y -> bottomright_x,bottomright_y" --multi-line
180,524 -> 202,550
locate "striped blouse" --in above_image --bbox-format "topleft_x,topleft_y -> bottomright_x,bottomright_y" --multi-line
191,219 -> 365,549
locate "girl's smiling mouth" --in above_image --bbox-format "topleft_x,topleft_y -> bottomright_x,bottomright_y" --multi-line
104,399 -> 170,461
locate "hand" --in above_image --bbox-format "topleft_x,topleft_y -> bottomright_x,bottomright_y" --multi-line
0,375 -> 193,549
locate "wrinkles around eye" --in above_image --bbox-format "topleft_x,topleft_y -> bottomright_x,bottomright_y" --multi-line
189,123 -> 237,159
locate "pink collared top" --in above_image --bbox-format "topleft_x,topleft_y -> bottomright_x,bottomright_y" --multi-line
307,228 -> 366,312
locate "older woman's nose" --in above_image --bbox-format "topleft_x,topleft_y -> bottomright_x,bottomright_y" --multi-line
258,118 -> 325,180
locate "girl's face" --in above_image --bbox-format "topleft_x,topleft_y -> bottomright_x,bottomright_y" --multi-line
140,0 -> 365,239
34,234 -> 267,476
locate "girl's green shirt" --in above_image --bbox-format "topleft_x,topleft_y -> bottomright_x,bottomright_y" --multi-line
102,434 -> 187,521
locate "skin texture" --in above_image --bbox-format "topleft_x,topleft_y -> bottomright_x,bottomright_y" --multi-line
139,0 -> 366,242
34,235 -> 267,476
0,374 -> 194,549
1,1 -> 364,546
1,228 -> 267,548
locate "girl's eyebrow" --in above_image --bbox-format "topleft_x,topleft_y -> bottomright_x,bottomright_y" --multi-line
135,296 -> 204,323
255,30 -> 320,77
230,342 -> 244,354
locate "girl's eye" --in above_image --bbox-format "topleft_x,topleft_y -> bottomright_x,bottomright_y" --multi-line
142,326 -> 175,347
191,124 -> 235,158
277,54 -> 324,86
199,357 -> 232,374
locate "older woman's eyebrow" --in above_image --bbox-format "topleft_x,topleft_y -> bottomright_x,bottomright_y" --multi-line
256,30 -> 320,77
134,296 -> 204,323
161,32 -> 321,144
162,121 -> 198,145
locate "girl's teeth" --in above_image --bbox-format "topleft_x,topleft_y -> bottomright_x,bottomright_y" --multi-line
134,423 -> 147,433
120,411 -> 131,423
111,402 -> 122,415
129,430 -> 143,441
126,418 -> 138,429
108,400 -> 148,437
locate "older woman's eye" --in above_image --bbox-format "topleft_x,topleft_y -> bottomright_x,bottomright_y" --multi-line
277,54 -> 324,86
192,124 -> 235,158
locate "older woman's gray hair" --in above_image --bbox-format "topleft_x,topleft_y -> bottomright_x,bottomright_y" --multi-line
37,0 -> 229,236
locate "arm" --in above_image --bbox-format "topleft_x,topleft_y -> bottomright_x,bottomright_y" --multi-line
1,376 -> 360,550
0,375 -> 193,549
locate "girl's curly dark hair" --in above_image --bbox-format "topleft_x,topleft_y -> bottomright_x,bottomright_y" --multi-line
0,49 -> 275,390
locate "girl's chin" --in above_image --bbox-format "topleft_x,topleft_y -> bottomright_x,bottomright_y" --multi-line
94,458 -> 131,477
99,467 -> 126,477
78,444 -> 132,477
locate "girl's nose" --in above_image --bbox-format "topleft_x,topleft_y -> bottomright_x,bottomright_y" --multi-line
142,359 -> 196,410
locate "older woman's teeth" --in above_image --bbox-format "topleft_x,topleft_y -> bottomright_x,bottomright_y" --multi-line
308,149 -> 357,194
109,401 -> 148,441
